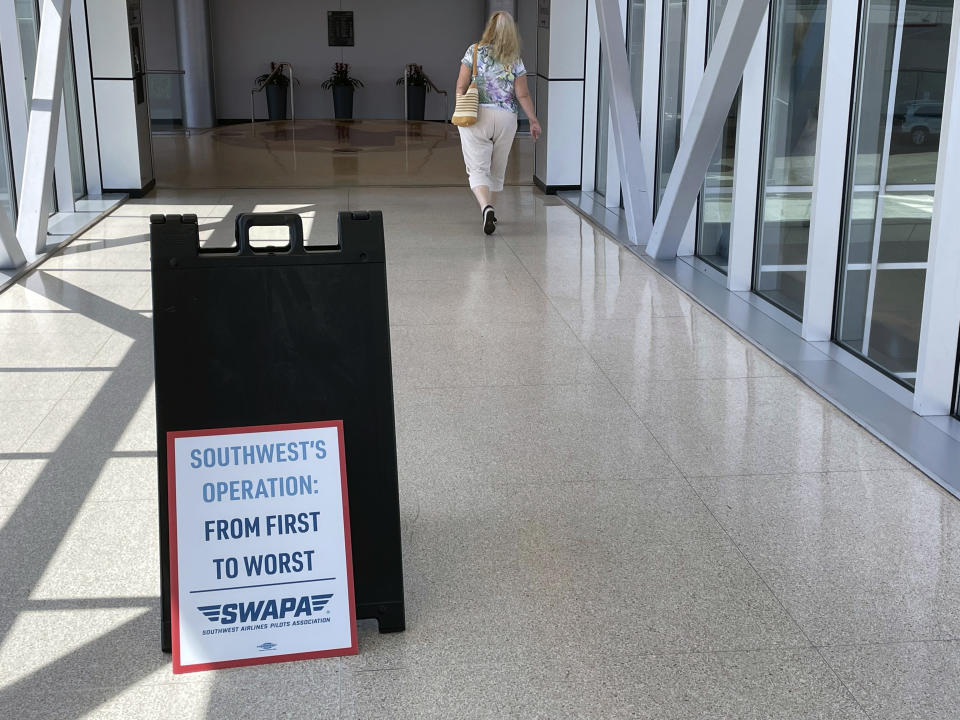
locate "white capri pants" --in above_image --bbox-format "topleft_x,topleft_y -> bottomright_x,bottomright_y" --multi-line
458,106 -> 518,193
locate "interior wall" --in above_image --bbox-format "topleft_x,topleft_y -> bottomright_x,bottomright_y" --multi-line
141,0 -> 540,122
210,0 -> 487,120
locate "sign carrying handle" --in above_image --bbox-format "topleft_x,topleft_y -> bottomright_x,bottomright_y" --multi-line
234,212 -> 305,254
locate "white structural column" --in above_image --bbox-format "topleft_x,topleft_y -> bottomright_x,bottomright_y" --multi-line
646,0 -> 768,260
596,0 -> 652,244
801,0 -> 858,341
534,0 -> 587,193
726,7 -> 767,291
17,0 -> 73,255
914,0 -> 960,416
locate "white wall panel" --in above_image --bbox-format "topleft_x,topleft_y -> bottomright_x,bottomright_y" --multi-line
544,81 -> 584,186
88,0 -> 135,78
94,79 -> 143,189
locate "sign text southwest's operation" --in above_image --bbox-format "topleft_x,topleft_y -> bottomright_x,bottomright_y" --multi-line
189,439 -> 326,468
190,438 -> 330,503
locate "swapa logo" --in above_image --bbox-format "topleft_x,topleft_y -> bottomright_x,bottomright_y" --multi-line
197,594 -> 332,625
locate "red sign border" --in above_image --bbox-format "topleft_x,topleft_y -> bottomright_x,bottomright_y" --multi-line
167,420 -> 358,674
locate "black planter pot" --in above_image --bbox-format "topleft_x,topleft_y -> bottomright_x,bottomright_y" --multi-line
265,84 -> 288,121
333,86 -> 354,119
406,85 -> 426,121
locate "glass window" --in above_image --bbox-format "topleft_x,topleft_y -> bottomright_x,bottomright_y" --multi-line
595,2 -> 643,202
655,0 -> 687,213
63,35 -> 86,200
835,0 -> 953,389
753,0 -> 827,318
955,351 -> 960,418
697,0 -> 738,273
596,53 -> 610,197
628,0 -> 645,130
16,0 -> 40,99
16,1 -> 86,207
16,0 -> 59,214
0,61 -> 16,224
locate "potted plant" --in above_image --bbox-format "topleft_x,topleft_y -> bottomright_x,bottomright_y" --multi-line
255,63 -> 298,121
321,63 -> 364,120
396,64 -> 433,121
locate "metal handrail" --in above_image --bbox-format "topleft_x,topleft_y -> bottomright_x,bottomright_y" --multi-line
250,62 -> 296,123
401,66 -> 448,121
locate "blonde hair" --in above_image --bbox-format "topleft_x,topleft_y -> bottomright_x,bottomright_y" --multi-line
480,11 -> 521,66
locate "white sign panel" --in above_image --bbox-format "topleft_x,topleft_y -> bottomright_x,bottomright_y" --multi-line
168,421 -> 356,673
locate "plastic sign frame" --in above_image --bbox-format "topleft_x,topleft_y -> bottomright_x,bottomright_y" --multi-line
167,420 -> 357,673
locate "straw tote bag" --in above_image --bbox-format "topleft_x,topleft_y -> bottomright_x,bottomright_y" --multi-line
452,43 -> 480,127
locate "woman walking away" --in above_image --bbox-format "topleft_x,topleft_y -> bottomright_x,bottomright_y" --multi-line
455,11 -> 541,235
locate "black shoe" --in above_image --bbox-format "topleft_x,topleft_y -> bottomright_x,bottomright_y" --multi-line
482,205 -> 496,235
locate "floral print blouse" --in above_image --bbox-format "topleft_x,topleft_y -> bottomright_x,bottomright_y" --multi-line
461,44 -> 527,114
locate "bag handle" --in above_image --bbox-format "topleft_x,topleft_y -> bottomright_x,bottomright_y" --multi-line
470,42 -> 479,86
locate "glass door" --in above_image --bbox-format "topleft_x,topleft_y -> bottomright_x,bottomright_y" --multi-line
696,0 -> 738,273
655,0 -> 688,213
753,0 -> 827,318
835,0 -> 954,389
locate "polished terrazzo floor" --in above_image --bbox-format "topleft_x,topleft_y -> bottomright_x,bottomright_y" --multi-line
153,119 -> 534,189
0,186 -> 958,719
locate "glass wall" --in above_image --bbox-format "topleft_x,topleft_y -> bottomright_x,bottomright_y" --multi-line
15,0 -> 86,207
696,0 -> 738,273
596,54 -> 611,197
15,0 -> 39,98
753,0 -> 827,318
655,0 -> 687,213
835,0 -> 954,388
0,63 -> 15,224
595,2 -> 644,202
63,36 -> 86,201
955,352 -> 960,418
16,0 -> 58,214
628,0 -> 645,130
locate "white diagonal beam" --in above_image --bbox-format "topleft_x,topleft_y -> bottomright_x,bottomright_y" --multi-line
16,0 -> 73,255
646,0 -> 768,260
596,0 -> 652,245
